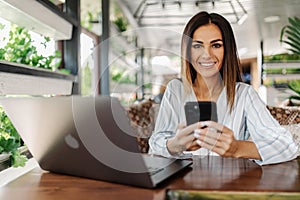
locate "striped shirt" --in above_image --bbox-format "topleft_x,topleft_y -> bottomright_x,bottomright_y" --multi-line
148,79 -> 298,165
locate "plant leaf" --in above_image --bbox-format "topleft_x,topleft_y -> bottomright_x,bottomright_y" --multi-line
289,17 -> 300,31
280,26 -> 287,41
285,25 -> 300,39
11,150 -> 27,168
286,36 -> 300,47
285,29 -> 300,41
280,16 -> 300,54
281,40 -> 300,54
288,80 -> 300,95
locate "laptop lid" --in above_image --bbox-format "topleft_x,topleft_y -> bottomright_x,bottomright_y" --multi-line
0,96 -> 192,188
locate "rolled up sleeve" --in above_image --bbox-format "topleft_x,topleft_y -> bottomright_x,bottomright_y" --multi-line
148,79 -> 184,157
245,87 -> 298,165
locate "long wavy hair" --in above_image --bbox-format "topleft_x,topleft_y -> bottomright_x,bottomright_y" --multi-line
181,11 -> 243,112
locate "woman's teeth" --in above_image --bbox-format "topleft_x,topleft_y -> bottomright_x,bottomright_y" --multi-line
201,62 -> 214,67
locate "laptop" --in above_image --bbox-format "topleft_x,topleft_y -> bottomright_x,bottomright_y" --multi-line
0,96 -> 192,188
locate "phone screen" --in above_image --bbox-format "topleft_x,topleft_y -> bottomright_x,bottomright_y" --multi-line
184,101 -> 218,126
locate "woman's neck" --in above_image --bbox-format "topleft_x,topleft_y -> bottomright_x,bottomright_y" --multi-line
193,75 -> 223,101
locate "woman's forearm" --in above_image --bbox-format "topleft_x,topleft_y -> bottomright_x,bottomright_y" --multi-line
234,140 -> 261,160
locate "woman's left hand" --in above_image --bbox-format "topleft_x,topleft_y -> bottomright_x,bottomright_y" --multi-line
194,121 -> 239,157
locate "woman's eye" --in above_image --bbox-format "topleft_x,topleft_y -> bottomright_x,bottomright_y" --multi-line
212,43 -> 223,48
192,44 -> 202,49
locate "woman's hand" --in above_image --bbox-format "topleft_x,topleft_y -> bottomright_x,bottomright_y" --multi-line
194,121 -> 239,157
194,121 -> 261,160
166,123 -> 202,155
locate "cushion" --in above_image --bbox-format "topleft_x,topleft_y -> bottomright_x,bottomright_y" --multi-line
267,105 -> 300,125
282,123 -> 300,156
127,99 -> 158,153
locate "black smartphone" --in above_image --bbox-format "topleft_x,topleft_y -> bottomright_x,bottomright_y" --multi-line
184,101 -> 218,126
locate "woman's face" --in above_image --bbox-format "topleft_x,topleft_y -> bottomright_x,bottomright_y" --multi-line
190,23 -> 224,79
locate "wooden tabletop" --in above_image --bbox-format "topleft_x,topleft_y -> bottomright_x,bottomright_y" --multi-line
0,156 -> 299,200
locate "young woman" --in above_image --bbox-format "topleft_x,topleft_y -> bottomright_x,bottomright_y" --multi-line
148,11 -> 298,165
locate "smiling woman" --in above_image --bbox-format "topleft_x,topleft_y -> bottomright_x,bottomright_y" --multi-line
148,11 -> 298,166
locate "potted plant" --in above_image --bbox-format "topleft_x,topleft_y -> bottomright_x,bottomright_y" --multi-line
0,23 -> 62,71
280,16 -> 300,55
0,106 -> 28,168
287,80 -> 300,106
280,17 -> 300,106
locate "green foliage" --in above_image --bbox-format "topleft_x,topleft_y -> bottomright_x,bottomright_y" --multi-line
0,23 -> 5,30
264,53 -> 300,61
81,64 -> 92,95
280,17 -> 300,55
0,106 -> 27,167
111,68 -> 135,84
287,80 -> 300,103
144,83 -> 152,89
113,16 -> 128,32
81,11 -> 98,31
0,24 -> 62,71
11,150 -> 27,168
288,80 -> 300,95
264,68 -> 300,74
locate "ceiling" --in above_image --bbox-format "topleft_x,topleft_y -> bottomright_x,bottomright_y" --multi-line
113,0 -> 300,60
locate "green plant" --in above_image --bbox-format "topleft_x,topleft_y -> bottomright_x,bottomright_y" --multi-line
81,11 -> 99,31
111,68 -> 135,84
277,17 -> 300,105
264,53 -> 300,61
288,80 -> 300,102
280,17 -> 300,55
0,106 -> 27,167
0,24 -> 62,71
81,63 -> 92,96
113,16 -> 128,32
264,68 -> 300,74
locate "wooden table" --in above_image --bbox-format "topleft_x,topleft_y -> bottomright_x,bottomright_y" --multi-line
0,156 -> 299,200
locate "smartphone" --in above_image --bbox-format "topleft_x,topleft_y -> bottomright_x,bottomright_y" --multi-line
184,101 -> 218,126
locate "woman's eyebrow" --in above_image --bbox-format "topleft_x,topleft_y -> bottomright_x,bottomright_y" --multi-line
192,39 -> 223,44
192,40 -> 203,44
211,39 -> 223,43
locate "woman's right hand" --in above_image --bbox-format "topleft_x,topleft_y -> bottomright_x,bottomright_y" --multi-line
166,122 -> 203,155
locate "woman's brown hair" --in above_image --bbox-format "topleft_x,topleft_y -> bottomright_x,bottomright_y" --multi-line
181,11 -> 243,112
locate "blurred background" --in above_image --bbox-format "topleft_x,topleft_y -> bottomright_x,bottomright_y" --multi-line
0,0 -> 299,106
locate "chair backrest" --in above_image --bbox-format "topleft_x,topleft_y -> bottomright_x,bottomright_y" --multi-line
127,99 -> 159,153
267,105 -> 300,125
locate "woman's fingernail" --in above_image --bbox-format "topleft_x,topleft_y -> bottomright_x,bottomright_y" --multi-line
194,132 -> 199,138
208,127 -> 217,133
199,121 -> 208,128
196,140 -> 201,145
194,129 -> 201,133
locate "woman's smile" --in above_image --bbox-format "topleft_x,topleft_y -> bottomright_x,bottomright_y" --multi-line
198,61 -> 217,67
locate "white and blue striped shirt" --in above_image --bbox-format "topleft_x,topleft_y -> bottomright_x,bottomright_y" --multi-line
149,79 -> 298,165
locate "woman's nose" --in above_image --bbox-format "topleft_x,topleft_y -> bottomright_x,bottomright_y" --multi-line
201,47 -> 212,58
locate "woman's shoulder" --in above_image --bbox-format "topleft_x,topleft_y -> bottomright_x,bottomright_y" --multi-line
236,82 -> 255,92
235,82 -> 260,100
236,82 -> 250,88
166,78 -> 184,89
164,78 -> 188,99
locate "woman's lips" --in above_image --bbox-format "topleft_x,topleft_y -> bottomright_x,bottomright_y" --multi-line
199,62 -> 216,67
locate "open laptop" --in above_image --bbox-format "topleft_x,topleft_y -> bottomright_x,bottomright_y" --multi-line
0,96 -> 192,188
